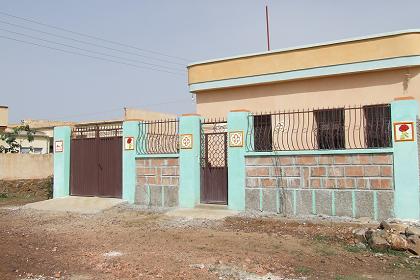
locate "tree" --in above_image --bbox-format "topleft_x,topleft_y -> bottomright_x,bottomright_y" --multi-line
0,125 -> 36,153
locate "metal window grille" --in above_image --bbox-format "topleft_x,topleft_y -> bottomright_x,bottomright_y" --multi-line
247,104 -> 392,152
136,119 -> 179,154
364,104 -> 392,148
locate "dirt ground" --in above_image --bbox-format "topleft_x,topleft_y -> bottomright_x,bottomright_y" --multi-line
0,178 -> 52,207
0,201 -> 419,280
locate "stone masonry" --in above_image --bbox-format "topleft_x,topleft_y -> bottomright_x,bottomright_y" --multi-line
245,153 -> 394,220
136,158 -> 179,207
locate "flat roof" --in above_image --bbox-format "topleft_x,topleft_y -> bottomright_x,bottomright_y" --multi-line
188,29 -> 420,67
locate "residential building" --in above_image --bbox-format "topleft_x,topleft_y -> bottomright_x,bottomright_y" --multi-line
188,29 -> 420,117
3,108 -> 175,154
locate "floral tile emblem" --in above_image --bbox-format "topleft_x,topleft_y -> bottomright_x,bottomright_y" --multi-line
124,136 -> 135,150
229,131 -> 244,147
180,134 -> 193,149
394,122 -> 414,142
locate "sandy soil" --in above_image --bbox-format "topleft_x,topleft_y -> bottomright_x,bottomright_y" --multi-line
0,202 -> 419,280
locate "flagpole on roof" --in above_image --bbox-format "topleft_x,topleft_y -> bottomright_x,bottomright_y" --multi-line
265,3 -> 271,51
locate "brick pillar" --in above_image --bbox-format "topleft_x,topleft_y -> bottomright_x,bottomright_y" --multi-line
53,126 -> 71,198
227,110 -> 250,211
391,97 -> 420,220
122,121 -> 140,203
178,114 -> 201,208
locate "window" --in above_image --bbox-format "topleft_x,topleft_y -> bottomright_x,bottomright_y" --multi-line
20,147 -> 43,154
32,148 -> 43,154
254,114 -> 272,151
363,104 -> 391,148
314,108 -> 345,150
20,147 -> 31,154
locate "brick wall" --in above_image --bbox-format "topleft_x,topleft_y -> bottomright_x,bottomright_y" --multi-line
246,154 -> 393,190
245,153 -> 394,220
136,158 -> 179,207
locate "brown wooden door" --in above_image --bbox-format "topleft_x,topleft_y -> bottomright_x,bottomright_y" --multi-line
200,132 -> 228,204
70,130 -> 122,198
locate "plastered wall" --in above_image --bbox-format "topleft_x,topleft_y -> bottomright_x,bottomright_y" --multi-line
0,153 -> 53,180
196,67 -> 420,117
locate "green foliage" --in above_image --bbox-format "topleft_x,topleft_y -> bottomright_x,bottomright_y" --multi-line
313,234 -> 330,242
0,125 -> 36,153
45,176 -> 54,199
369,246 -> 407,257
335,275 -> 367,280
296,266 -> 312,275
344,244 -> 366,253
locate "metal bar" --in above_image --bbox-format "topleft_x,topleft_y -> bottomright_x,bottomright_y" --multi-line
250,104 -> 392,152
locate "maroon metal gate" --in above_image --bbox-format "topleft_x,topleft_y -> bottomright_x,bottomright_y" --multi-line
200,119 -> 228,204
70,123 -> 122,198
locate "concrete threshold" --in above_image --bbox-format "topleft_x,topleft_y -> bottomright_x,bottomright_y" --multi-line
194,203 -> 228,210
165,205 -> 238,220
22,196 -> 124,214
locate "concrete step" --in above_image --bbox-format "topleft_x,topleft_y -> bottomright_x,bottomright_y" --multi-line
166,207 -> 238,220
195,204 -> 228,210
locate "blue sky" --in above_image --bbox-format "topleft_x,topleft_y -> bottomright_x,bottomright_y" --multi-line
1,0 -> 420,123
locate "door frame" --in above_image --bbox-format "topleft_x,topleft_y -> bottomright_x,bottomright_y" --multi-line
200,119 -> 228,205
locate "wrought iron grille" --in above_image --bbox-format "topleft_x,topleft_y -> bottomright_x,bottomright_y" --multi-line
247,104 -> 392,152
136,119 -> 179,154
71,122 -> 123,139
200,118 -> 227,167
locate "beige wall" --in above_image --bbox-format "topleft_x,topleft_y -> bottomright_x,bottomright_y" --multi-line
0,106 -> 8,128
196,67 -> 420,117
189,32 -> 420,84
124,108 -> 176,120
0,153 -> 53,180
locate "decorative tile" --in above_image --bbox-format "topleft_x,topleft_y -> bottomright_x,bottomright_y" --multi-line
180,134 -> 193,149
229,131 -> 244,147
55,140 -> 63,153
393,121 -> 414,142
124,136 -> 135,150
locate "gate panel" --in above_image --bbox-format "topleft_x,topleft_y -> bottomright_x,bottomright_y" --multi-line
70,138 -> 98,196
200,120 -> 228,204
70,123 -> 122,198
98,136 -> 122,198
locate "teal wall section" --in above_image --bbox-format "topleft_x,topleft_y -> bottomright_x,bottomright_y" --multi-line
391,99 -> 420,220
227,111 -> 249,211
122,121 -> 140,203
53,126 -> 71,198
178,115 -> 201,208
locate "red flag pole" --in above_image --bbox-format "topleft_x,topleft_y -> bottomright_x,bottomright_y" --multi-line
265,5 -> 271,51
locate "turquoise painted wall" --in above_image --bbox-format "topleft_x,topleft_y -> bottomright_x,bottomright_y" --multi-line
392,99 -> 420,220
178,115 -> 201,208
227,111 -> 249,211
53,126 -> 71,198
122,121 -> 140,203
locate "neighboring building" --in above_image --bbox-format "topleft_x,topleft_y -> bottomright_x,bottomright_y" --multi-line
3,108 -> 175,154
187,29 -> 420,117
124,108 -> 176,120
0,106 -> 8,131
